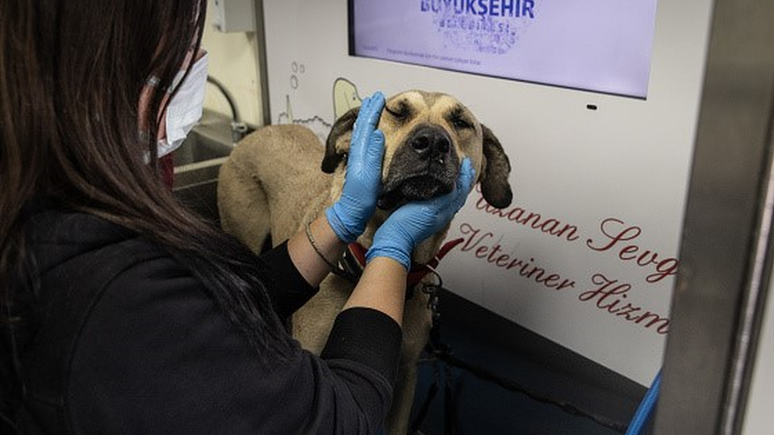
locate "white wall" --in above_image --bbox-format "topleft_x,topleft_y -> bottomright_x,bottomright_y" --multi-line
200,0 -> 263,126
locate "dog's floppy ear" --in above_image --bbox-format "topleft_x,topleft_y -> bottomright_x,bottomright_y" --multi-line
479,124 -> 513,208
322,106 -> 359,173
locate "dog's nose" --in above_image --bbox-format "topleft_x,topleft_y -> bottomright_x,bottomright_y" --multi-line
409,126 -> 451,160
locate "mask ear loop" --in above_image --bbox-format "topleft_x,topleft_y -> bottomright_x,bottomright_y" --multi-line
141,48 -> 208,163
146,47 -> 208,108
146,72 -> 183,94
156,48 -> 207,95
140,69 -> 181,165
139,75 -> 168,166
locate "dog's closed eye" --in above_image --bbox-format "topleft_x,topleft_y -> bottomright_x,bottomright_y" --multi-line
385,101 -> 412,123
448,107 -> 474,131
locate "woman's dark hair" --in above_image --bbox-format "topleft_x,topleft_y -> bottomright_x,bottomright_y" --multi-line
0,0 -> 292,427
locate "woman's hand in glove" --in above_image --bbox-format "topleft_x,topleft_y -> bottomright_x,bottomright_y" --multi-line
366,158 -> 476,270
325,92 -> 386,243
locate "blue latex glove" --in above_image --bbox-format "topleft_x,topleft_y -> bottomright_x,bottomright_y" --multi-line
326,92 -> 386,243
366,158 -> 476,270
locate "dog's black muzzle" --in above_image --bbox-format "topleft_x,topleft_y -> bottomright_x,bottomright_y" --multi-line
378,125 -> 460,210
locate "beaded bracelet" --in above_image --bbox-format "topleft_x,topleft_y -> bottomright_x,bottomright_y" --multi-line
304,221 -> 353,279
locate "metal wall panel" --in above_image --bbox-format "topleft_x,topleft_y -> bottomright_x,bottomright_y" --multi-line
654,0 -> 774,433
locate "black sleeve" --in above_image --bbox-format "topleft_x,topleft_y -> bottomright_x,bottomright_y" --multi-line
258,242 -> 402,381
322,307 -> 402,384
66,254 -> 401,435
258,240 -> 318,319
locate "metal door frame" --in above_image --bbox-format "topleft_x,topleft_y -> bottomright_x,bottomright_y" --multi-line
654,0 -> 774,433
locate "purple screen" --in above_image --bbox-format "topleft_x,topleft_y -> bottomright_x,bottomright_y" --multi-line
351,0 -> 659,98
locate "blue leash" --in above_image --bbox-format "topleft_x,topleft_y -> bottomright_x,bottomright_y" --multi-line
624,369 -> 662,435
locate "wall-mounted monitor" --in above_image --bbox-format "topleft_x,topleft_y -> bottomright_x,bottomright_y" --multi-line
350,0 -> 659,99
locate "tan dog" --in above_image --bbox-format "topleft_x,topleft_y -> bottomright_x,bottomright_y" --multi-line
217,90 -> 513,435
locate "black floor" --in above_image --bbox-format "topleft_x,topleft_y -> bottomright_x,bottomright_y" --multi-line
408,289 -> 653,435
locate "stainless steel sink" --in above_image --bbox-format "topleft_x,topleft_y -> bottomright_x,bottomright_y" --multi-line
172,110 -> 244,222
174,130 -> 232,166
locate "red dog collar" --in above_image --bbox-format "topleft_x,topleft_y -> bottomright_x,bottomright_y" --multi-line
340,238 -> 464,296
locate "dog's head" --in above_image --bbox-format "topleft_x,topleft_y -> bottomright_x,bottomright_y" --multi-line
323,90 -> 513,263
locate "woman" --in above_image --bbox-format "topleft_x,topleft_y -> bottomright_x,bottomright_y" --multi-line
0,1 -> 474,434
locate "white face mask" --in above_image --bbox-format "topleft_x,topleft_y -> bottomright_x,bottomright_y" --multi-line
151,51 -> 209,159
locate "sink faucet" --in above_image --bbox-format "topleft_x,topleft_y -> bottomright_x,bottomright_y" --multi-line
206,75 -> 251,144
